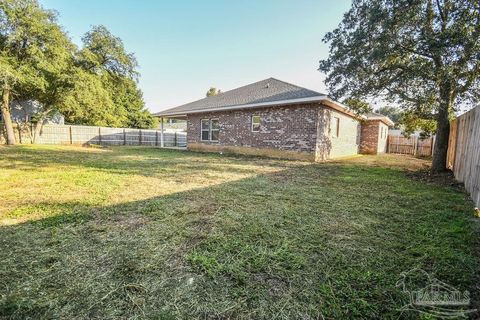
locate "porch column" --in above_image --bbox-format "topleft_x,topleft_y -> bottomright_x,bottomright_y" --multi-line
160,117 -> 164,148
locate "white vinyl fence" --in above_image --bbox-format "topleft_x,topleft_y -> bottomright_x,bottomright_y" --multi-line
1,124 -> 186,147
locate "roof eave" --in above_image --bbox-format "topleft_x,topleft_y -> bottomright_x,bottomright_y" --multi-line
321,98 -> 367,120
366,116 -> 395,127
154,96 -> 328,117
154,96 -> 369,121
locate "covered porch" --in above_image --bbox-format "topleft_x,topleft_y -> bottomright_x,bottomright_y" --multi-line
156,115 -> 187,149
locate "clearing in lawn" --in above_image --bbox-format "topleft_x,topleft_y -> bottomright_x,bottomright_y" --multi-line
0,145 -> 479,319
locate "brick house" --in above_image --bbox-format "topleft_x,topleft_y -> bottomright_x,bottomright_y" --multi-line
154,78 -> 393,161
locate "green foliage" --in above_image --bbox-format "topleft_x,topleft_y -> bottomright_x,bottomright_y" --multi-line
0,56 -> 19,90
79,25 -> 138,80
319,0 -> 480,170
67,25 -> 155,128
108,78 -> 158,129
206,87 -> 221,97
0,1 -> 156,130
375,106 -> 402,127
60,69 -> 118,126
319,0 -> 480,110
0,0 -> 74,107
399,111 -> 437,138
61,70 -> 157,128
343,98 -> 373,115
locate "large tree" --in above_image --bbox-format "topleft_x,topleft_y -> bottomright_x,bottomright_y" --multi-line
70,25 -> 155,129
0,57 -> 18,144
0,0 -> 75,143
1,4 -> 156,144
319,0 -> 480,172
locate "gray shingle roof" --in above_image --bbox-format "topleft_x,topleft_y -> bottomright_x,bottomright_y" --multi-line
154,78 -> 326,116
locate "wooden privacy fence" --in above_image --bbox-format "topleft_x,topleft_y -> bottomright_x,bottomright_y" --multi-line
388,135 -> 435,156
447,106 -> 480,208
1,124 -> 187,147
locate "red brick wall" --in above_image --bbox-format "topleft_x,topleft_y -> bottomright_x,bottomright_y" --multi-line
187,104 -> 319,153
359,120 -> 380,154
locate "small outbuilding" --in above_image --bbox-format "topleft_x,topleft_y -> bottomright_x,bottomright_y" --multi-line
359,112 -> 395,154
154,78 -> 393,160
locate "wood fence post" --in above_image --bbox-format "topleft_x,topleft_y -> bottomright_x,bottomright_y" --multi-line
430,136 -> 434,157
98,127 -> 102,144
123,128 -> 126,145
413,136 -> 417,156
69,126 -> 73,144
139,129 -> 142,145
160,117 -> 164,148
174,131 -> 177,147
155,130 -> 158,146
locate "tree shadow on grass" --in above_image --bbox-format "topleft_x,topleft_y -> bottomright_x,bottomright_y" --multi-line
0,162 -> 479,319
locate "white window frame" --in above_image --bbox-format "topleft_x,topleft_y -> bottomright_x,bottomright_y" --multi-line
201,119 -> 210,141
201,118 -> 219,142
210,118 -> 219,142
251,115 -> 261,132
331,117 -> 340,137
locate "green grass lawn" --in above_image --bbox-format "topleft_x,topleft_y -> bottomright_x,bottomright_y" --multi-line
0,145 -> 479,319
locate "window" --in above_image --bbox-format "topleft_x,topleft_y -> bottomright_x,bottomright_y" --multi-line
252,115 -> 261,132
201,118 -> 219,141
211,119 -> 219,141
201,119 -> 210,141
331,117 -> 340,137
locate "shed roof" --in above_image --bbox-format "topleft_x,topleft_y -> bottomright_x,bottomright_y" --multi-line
365,112 -> 395,127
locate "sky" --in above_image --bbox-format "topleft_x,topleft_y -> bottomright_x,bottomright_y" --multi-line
39,0 -> 352,113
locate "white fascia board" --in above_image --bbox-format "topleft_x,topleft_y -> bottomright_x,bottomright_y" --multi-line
154,114 -> 187,118
366,116 -> 395,127
321,98 -> 367,120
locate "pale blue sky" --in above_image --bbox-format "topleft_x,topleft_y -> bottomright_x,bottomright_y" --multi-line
40,0 -> 351,112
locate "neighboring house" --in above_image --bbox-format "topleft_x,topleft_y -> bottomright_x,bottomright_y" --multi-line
0,100 -> 64,125
154,78 -> 393,161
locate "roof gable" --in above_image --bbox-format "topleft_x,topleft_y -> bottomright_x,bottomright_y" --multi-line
154,78 -> 326,116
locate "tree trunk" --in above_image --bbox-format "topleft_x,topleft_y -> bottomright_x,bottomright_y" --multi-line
31,107 -> 54,143
1,89 -> 16,145
431,85 -> 453,173
32,120 -> 43,144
